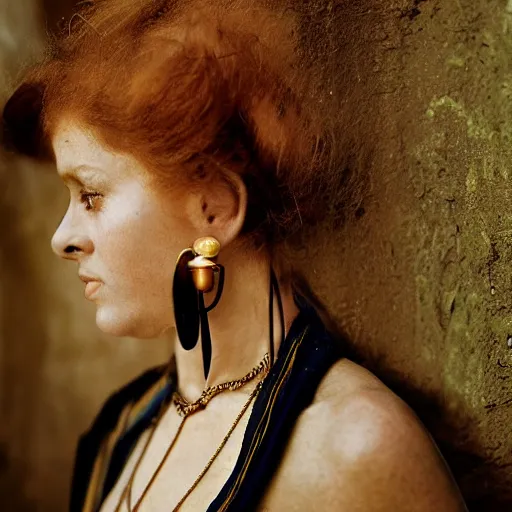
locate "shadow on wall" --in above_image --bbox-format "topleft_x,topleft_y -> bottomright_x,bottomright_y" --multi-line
0,443 -> 36,512
380,370 -> 512,512
0,171 -> 48,509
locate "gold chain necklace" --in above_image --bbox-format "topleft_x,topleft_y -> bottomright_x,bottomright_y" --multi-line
173,353 -> 270,416
115,354 -> 270,512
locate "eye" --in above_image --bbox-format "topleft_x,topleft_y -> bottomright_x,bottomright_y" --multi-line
79,190 -> 102,211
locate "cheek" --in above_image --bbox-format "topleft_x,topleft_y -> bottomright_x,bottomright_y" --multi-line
90,196 -> 196,338
95,196 -> 189,300
101,211 -> 170,283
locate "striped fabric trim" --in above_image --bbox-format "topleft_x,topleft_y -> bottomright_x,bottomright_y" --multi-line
83,371 -> 172,512
217,326 -> 308,511
124,371 -> 172,431
82,403 -> 133,512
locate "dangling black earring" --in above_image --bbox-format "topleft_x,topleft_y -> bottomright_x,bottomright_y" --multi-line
172,249 -> 200,351
172,237 -> 225,379
268,267 -> 285,365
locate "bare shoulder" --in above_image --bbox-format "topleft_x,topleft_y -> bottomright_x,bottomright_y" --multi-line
263,359 -> 468,511
301,359 -> 432,463
307,359 -> 442,462
313,356 -> 391,403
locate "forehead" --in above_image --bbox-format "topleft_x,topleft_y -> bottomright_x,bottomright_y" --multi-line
51,120 -> 140,181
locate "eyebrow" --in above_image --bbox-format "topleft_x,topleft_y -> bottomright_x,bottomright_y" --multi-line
59,165 -> 105,185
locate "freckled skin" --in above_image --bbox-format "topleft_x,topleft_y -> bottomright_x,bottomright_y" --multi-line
51,122 -> 196,339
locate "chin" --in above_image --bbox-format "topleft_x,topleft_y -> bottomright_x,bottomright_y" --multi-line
95,306 -> 170,339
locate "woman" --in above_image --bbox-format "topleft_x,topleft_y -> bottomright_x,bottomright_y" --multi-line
2,0 -> 467,510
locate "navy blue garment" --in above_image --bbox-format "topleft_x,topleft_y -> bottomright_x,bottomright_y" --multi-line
70,302 -> 343,511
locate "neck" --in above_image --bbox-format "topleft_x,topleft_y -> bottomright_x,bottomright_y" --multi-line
173,250 -> 299,400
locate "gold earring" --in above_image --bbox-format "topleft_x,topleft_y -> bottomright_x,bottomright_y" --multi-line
173,236 -> 224,379
188,236 -> 221,292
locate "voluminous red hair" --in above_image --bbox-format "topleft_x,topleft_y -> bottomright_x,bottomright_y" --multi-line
2,0 -> 363,256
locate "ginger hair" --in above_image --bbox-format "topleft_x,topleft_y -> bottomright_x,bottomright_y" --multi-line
2,0 -> 364,280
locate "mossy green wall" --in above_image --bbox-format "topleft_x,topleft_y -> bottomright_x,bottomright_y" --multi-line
299,1 -> 512,508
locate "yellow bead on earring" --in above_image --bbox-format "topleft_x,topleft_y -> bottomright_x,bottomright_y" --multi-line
192,236 -> 220,258
188,237 -> 221,292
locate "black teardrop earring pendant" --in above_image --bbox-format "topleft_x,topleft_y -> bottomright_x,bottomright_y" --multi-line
172,249 -> 200,351
199,265 -> 225,379
268,267 -> 285,366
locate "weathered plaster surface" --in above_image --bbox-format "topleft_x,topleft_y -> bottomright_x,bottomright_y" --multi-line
299,1 -> 512,508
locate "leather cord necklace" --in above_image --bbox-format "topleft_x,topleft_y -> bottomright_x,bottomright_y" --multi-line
114,353 -> 270,512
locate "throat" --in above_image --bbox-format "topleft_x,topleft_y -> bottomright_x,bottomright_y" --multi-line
172,257 -> 300,403
173,328 -> 274,403
172,353 -> 271,417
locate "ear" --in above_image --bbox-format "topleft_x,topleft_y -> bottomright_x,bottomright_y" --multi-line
186,168 -> 247,248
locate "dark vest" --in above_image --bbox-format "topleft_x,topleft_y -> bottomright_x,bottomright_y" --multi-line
70,303 -> 343,511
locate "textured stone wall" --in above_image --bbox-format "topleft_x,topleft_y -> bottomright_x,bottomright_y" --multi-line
297,1 -> 512,509
1,1 -> 511,511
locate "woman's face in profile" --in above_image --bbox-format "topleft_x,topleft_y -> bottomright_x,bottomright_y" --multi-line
50,121 -> 195,339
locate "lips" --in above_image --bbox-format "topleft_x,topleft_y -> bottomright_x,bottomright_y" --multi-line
79,273 -> 101,284
84,281 -> 101,300
79,272 -> 102,300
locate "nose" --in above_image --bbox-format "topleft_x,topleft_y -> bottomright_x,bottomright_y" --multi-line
51,207 -> 93,260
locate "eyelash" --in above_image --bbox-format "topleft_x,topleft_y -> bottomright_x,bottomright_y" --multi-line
79,190 -> 102,211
